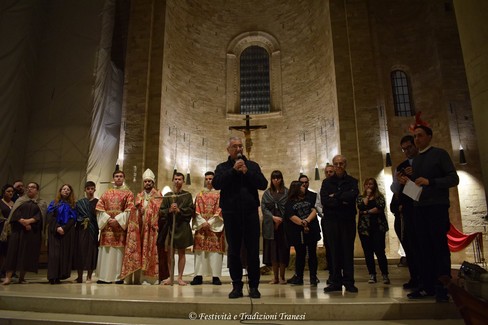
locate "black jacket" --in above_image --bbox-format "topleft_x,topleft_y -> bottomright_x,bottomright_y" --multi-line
320,172 -> 359,221
212,155 -> 268,213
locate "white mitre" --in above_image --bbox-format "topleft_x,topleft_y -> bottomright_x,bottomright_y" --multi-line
142,168 -> 156,182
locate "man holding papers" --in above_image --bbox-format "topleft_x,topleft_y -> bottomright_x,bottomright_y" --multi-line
407,125 -> 459,302
391,135 -> 419,291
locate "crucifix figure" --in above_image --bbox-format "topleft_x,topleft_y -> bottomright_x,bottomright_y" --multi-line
229,115 -> 267,159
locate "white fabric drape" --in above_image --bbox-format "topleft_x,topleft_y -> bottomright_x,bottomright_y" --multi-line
0,0 -> 122,199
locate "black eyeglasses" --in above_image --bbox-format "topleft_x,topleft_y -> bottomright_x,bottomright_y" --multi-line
401,144 -> 414,152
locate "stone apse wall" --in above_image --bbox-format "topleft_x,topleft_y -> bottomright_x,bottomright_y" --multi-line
121,0 -> 486,261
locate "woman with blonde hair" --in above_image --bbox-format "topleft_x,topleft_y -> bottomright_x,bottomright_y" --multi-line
357,178 -> 390,284
46,184 -> 77,284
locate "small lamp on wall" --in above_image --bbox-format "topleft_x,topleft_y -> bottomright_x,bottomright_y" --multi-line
314,163 -> 320,181
459,145 -> 467,165
385,152 -> 392,167
381,106 -> 392,168
314,129 -> 320,180
186,168 -> 192,185
186,134 -> 192,185
452,103 -> 467,165
299,132 -> 304,178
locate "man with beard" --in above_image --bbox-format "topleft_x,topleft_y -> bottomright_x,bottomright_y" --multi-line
158,172 -> 194,286
2,182 -> 47,285
121,169 -> 163,285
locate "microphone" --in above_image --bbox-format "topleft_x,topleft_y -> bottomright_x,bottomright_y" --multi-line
236,153 -> 243,160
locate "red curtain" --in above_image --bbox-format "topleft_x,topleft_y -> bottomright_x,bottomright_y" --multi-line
448,223 -> 482,253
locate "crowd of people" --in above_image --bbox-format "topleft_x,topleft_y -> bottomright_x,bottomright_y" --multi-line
0,126 -> 459,303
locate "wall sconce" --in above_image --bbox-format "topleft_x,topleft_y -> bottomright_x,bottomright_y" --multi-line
186,134 -> 192,185
385,153 -> 392,167
314,128 -> 320,180
299,132 -> 304,178
186,169 -> 192,185
459,145 -> 467,165
173,126 -> 178,177
381,106 -> 392,167
452,102 -> 467,165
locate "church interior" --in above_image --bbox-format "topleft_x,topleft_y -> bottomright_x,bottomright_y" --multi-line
1,0 -> 488,323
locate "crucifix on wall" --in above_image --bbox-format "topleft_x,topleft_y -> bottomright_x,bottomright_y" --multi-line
229,114 -> 267,159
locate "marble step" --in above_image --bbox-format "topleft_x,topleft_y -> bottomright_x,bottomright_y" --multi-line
0,284 -> 461,321
0,266 -> 462,322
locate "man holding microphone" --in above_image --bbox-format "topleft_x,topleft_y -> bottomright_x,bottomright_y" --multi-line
213,136 -> 268,299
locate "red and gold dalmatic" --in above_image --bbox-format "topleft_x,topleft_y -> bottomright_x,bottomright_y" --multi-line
121,188 -> 161,279
193,189 -> 225,253
96,187 -> 134,248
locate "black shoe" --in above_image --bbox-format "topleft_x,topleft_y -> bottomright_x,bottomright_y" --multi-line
115,280 -> 124,284
286,274 -> 298,284
403,280 -> 418,290
289,276 -> 304,285
310,276 -> 320,287
368,274 -> 377,284
397,256 -> 408,267
55,279 -> 61,284
324,284 -> 342,292
382,274 -> 390,285
435,286 -> 450,303
49,279 -> 55,285
190,276 -> 203,285
212,277 -> 222,285
96,280 -> 112,284
249,287 -> 261,299
345,285 -> 358,293
407,289 -> 435,299
229,288 -> 244,299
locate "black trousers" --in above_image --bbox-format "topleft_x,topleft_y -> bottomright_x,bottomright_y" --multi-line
321,219 -> 333,274
323,218 -> 356,286
402,207 -> 420,285
359,228 -> 388,276
294,239 -> 318,278
223,210 -> 261,288
412,205 -> 451,292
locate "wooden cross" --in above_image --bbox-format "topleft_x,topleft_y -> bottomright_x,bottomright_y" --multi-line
229,114 -> 267,159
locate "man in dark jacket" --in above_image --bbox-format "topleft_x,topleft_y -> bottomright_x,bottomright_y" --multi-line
212,136 -> 268,299
320,155 -> 359,293
390,135 -> 420,290
406,125 -> 459,302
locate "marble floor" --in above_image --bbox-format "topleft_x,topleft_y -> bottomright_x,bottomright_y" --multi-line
0,261 -> 464,325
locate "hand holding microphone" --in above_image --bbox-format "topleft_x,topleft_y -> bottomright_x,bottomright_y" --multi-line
234,153 -> 248,174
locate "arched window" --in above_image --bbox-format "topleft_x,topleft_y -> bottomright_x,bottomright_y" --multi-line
391,70 -> 414,117
240,46 -> 270,114
226,31 -> 282,117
